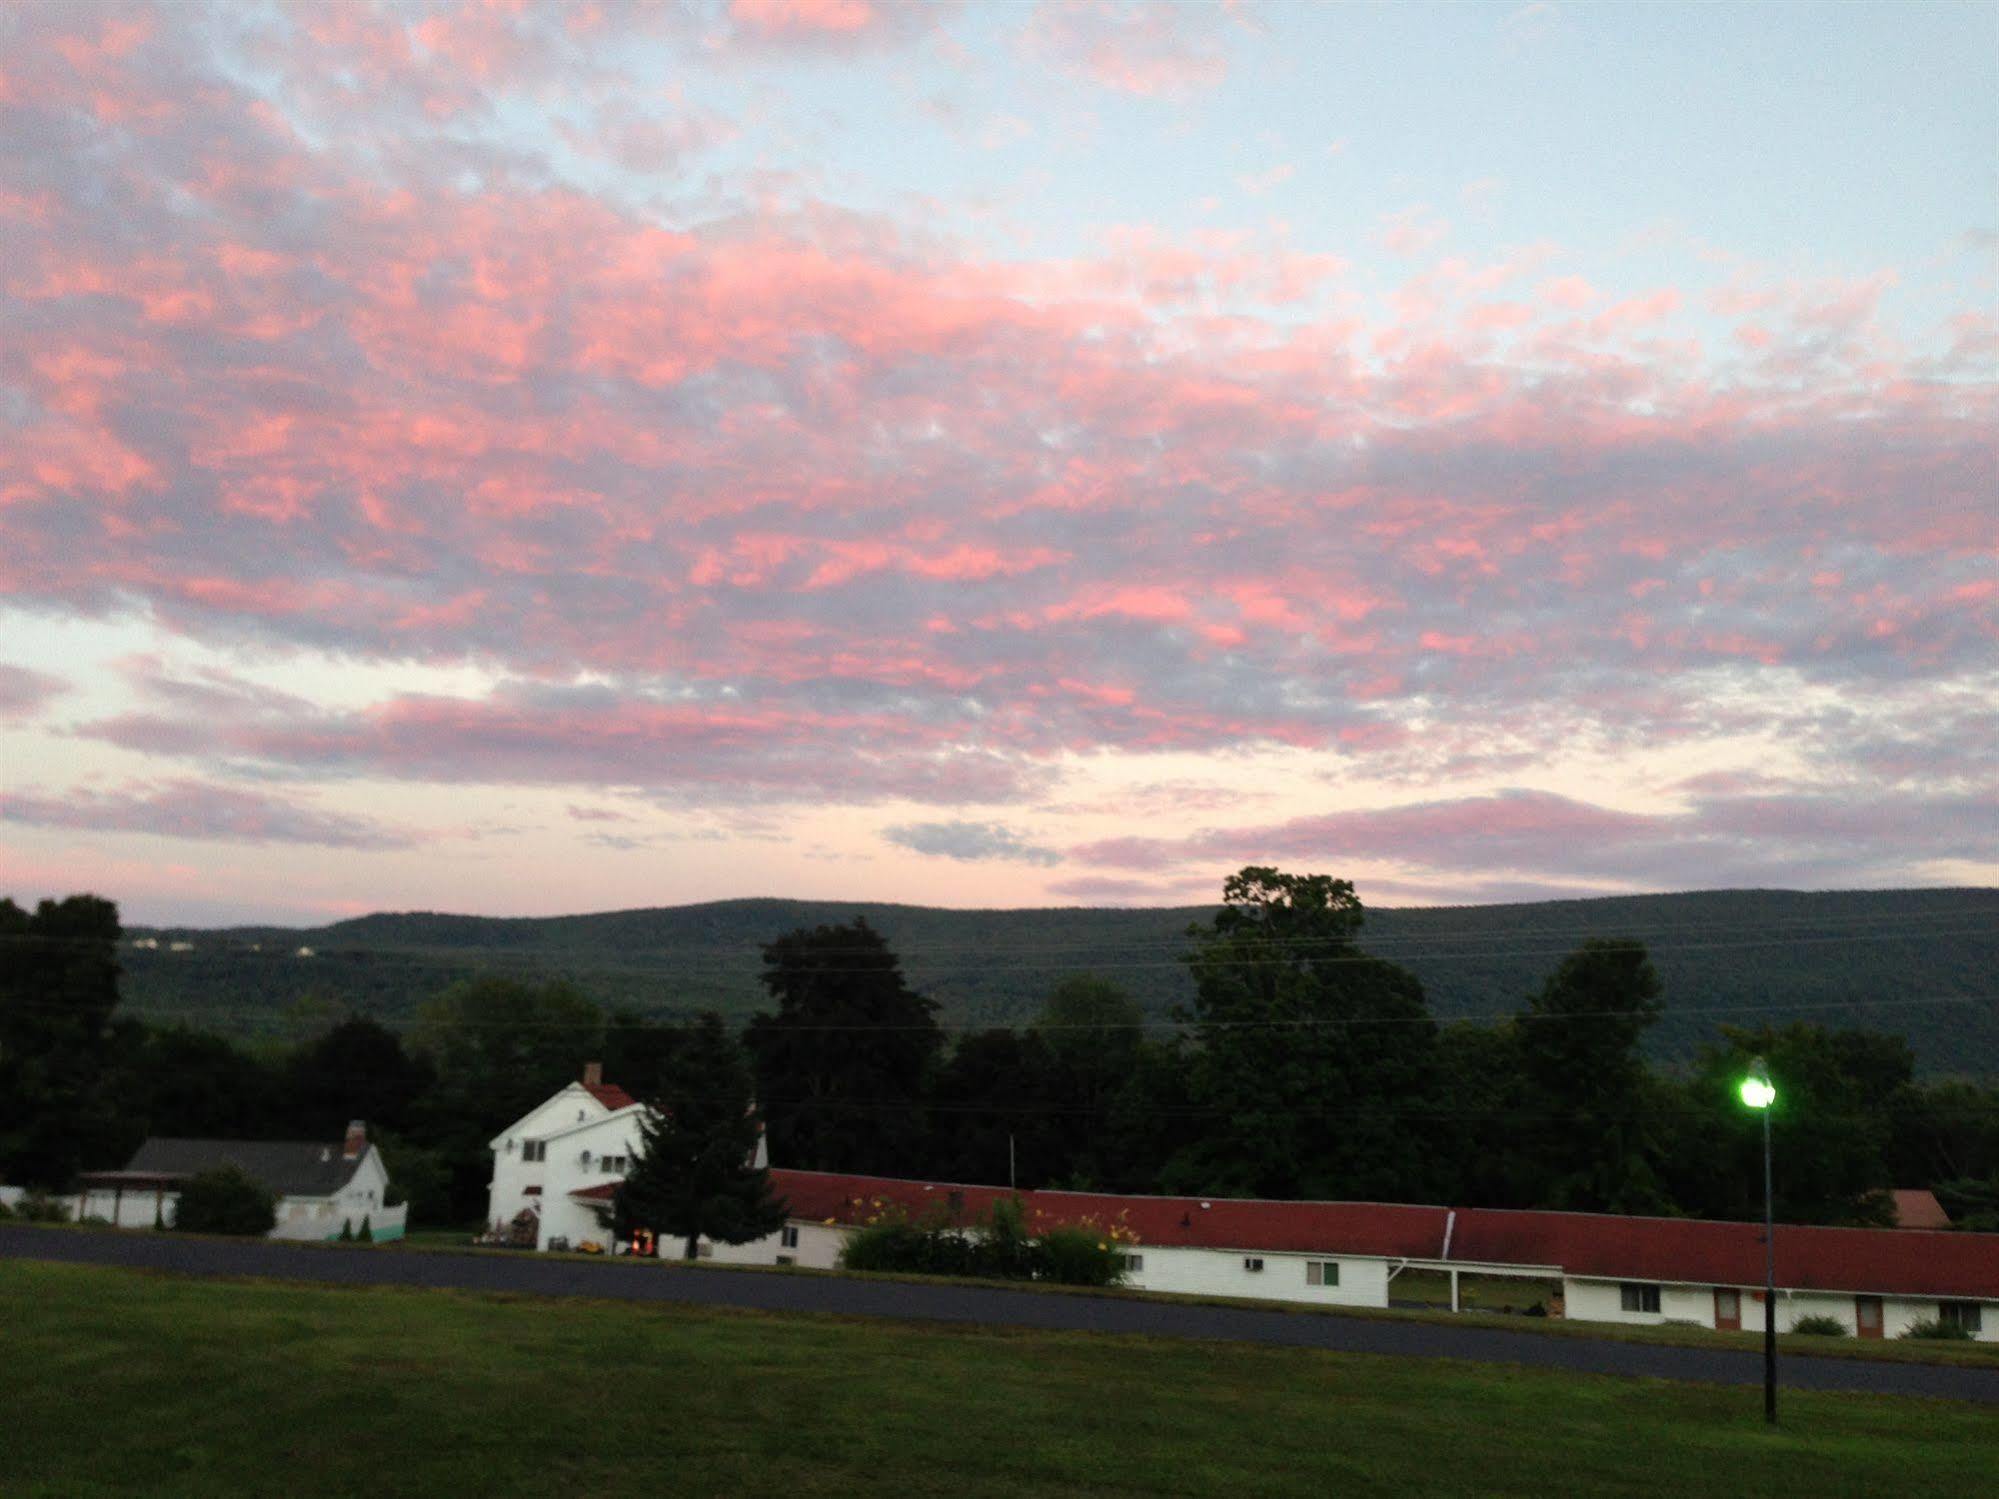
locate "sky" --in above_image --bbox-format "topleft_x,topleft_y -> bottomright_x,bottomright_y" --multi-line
0,0 -> 1994,927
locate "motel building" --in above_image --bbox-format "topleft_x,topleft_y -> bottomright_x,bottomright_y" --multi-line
489,1073 -> 1996,1339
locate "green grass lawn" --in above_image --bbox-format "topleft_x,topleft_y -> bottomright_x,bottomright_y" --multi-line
0,1262 -> 1990,1498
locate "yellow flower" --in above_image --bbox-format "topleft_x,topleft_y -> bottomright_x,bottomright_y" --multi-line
1097,1241 -> 1108,1251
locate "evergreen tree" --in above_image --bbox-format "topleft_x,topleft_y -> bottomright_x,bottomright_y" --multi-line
615,1013 -> 786,1260
745,919 -> 941,1173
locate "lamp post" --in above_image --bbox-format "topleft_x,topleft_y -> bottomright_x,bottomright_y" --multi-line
1738,1057 -> 1778,1424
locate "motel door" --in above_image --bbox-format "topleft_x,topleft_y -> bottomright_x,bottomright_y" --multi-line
1713,1288 -> 1741,1332
1855,1297 -> 1884,1339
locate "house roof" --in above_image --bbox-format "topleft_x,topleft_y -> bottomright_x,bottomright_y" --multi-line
120,1137 -> 368,1199
584,1081 -> 637,1111
1449,1207 -> 1999,1300
571,1182 -> 619,1201
1891,1189 -> 1952,1230
765,1170 -> 1451,1258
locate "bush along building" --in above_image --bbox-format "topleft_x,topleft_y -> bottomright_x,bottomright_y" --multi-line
68,1121 -> 403,1241
486,1072 -> 1995,1340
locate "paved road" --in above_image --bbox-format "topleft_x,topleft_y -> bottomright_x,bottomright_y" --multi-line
5,1224 -> 1996,1403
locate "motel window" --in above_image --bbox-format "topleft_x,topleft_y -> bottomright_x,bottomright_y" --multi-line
1306,1261 -> 1339,1287
781,1226 -> 800,1248
1620,1284 -> 1662,1314
1939,1302 -> 1983,1334
1243,1257 -> 1264,1273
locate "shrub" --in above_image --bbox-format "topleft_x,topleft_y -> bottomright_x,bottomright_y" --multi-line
1899,1318 -> 1974,1342
1791,1315 -> 1846,1337
1035,1226 -> 1125,1288
338,1218 -> 354,1242
837,1197 -> 1130,1288
0,1199 -> 13,1221
357,1215 -> 373,1243
173,1167 -> 277,1236
13,1191 -> 70,1223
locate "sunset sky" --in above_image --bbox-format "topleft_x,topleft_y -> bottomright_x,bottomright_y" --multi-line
1,0 -> 1994,927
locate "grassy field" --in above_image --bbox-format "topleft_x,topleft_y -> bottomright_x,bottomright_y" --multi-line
0,1261 -> 1990,1498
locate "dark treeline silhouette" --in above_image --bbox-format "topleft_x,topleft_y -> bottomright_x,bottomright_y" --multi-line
5,878 -> 1997,1232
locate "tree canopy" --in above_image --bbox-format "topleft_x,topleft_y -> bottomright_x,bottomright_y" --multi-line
614,1013 -> 786,1258
745,919 -> 942,1174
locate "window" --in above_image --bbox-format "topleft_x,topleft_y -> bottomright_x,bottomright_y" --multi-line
1620,1284 -> 1662,1314
1306,1261 -> 1339,1287
1243,1257 -> 1264,1273
1118,1253 -> 1144,1272
1939,1302 -> 1984,1334
775,1254 -> 795,1266
602,1155 -> 627,1174
696,1242 -> 714,1259
780,1226 -> 800,1248
522,1140 -> 545,1163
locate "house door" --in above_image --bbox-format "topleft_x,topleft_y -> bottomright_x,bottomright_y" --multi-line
1855,1297 -> 1884,1339
1714,1288 -> 1741,1331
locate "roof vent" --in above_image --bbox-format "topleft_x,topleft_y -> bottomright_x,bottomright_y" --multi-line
1200,1201 -> 1211,1210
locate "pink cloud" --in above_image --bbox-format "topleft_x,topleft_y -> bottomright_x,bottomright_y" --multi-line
0,665 -> 69,720
0,779 -> 422,849
1024,1 -> 1233,98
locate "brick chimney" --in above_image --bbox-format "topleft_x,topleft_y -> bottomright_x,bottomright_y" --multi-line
583,1061 -> 603,1089
343,1120 -> 367,1160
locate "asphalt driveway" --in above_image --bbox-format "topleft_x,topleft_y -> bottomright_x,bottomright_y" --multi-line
4,1224 -> 1994,1403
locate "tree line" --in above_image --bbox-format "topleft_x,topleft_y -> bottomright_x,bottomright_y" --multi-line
4,876 -> 1997,1232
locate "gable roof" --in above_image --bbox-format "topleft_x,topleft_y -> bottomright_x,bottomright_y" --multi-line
766,1170 -> 1451,1258
121,1137 -> 369,1199
585,1080 -> 637,1111
1449,1207 -> 1999,1300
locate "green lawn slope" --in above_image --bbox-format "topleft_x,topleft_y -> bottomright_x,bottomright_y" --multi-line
0,1260 -> 1990,1499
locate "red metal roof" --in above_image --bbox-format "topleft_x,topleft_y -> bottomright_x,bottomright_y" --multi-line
570,1182 -> 618,1202
1450,1208 -> 1999,1300
583,1081 -> 637,1111
1891,1189 -> 1952,1231
759,1170 -> 1998,1300
766,1170 -> 1451,1258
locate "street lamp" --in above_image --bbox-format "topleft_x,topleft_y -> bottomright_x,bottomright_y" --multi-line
1739,1055 -> 1777,1423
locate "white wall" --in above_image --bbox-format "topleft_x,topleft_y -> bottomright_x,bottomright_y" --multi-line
487,1085 -> 620,1232
527,1110 -> 648,1250
1562,1279 -> 1997,1343
1121,1246 -> 1391,1308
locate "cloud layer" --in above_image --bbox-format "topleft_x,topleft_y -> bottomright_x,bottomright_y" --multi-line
0,2 -> 1992,912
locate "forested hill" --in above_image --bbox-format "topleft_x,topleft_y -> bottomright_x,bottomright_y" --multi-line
121,887 -> 1999,1075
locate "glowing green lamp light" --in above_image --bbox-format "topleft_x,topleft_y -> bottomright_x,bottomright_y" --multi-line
1739,1066 -> 1776,1110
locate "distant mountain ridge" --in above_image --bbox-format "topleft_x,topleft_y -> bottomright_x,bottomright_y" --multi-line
120,887 -> 1999,1075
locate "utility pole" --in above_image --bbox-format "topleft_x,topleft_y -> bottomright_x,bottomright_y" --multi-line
1008,1133 -> 1016,1192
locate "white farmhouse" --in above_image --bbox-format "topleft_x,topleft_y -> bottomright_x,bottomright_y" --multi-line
486,1063 -> 770,1252
73,1122 -> 406,1241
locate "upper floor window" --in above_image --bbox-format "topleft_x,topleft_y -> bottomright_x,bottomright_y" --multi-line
522,1141 -> 545,1163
